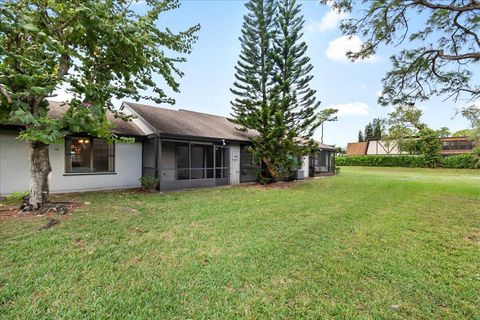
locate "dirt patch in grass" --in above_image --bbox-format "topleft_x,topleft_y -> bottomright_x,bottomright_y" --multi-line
0,201 -> 82,221
251,180 -> 306,190
465,229 -> 480,245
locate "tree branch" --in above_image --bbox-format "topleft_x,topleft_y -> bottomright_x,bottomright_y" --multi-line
0,84 -> 13,104
453,10 -> 480,48
437,50 -> 480,60
412,0 -> 480,12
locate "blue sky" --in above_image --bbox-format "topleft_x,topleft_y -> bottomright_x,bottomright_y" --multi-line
56,0 -> 473,147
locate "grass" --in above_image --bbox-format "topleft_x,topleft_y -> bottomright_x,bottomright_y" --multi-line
1,167 -> 479,319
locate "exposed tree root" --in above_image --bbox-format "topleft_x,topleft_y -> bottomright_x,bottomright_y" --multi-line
20,196 -> 70,215
38,218 -> 60,231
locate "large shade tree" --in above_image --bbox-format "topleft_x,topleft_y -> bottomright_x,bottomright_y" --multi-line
386,104 -> 443,167
323,0 -> 479,105
0,0 -> 199,209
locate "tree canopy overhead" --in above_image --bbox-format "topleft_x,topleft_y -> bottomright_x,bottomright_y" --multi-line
323,0 -> 479,105
0,0 -> 199,209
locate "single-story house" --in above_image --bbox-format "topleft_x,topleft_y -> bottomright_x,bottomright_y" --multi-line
0,101 -> 336,196
440,136 -> 475,156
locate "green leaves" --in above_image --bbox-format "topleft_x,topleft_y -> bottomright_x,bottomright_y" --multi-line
386,105 -> 443,167
324,0 -> 479,104
21,23 -> 38,32
0,0 -> 199,145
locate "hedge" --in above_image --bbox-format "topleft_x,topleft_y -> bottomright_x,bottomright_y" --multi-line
442,154 -> 477,169
336,154 -> 478,169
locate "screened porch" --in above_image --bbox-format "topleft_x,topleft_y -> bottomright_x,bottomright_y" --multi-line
309,149 -> 335,177
142,136 -> 230,191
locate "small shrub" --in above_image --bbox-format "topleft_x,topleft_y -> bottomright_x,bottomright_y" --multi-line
335,166 -> 341,175
5,191 -> 29,201
139,176 -> 159,192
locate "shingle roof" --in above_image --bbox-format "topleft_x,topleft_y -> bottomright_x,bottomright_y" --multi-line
47,101 -> 143,136
124,102 -> 258,142
316,142 -> 337,151
346,142 -> 367,156
295,137 -> 336,151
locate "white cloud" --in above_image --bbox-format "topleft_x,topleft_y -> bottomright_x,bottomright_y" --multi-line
307,9 -> 347,33
326,35 -> 379,63
351,84 -> 367,93
330,102 -> 369,116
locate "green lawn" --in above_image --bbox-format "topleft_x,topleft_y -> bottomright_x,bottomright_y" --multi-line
1,167 -> 479,319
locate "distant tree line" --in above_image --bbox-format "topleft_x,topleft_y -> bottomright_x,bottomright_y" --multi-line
354,104 -> 480,168
357,118 -> 385,142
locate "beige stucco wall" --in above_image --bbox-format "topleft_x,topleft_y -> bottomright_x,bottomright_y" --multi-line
229,144 -> 240,185
0,132 -> 142,196
366,140 -> 400,155
0,132 -> 30,196
301,156 -> 309,177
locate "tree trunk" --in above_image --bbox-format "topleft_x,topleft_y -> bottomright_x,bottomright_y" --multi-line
28,141 -> 51,210
321,123 -> 324,143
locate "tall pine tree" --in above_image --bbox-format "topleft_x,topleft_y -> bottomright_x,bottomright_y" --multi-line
231,0 -> 321,182
230,0 -> 284,182
273,0 -> 321,138
358,130 -> 365,142
364,123 -> 374,140
230,0 -> 276,123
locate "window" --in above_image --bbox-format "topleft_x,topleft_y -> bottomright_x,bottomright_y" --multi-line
442,140 -> 474,151
65,137 -> 115,173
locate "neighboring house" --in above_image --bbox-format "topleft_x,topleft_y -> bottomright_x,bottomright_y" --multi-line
346,142 -> 368,156
366,139 -> 401,155
346,137 -> 475,157
0,101 -> 336,196
440,137 -> 475,156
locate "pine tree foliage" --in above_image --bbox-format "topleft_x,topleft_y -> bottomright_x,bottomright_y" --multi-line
230,0 -> 276,125
358,130 -> 364,142
230,0 -> 322,182
273,0 -> 320,139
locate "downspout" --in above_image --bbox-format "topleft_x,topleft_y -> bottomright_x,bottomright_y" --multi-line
0,134 -> 2,196
154,135 -> 159,180
155,134 -> 161,191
